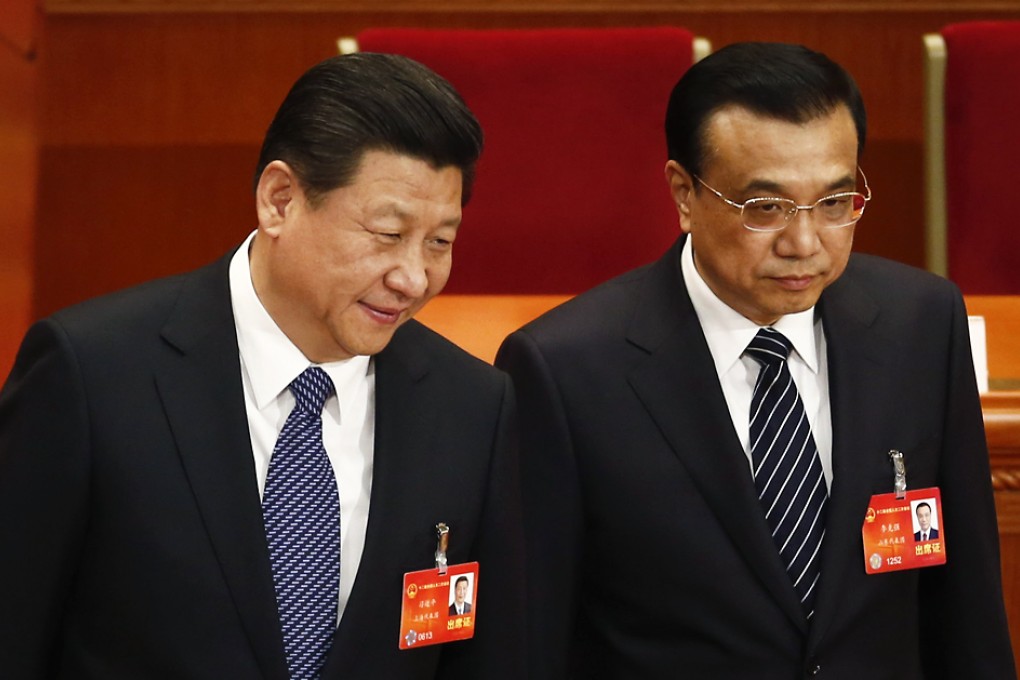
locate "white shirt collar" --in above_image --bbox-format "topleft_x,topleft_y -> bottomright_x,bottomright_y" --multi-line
229,231 -> 371,411
681,236 -> 820,373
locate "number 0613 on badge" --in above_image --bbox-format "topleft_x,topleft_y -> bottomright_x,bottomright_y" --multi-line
399,562 -> 479,649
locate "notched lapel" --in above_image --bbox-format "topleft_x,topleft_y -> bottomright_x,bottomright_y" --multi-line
809,273 -> 892,646
325,322 -> 436,673
626,249 -> 808,632
156,258 -> 289,680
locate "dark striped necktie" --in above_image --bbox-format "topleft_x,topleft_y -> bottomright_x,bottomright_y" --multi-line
262,367 -> 340,679
746,327 -> 827,619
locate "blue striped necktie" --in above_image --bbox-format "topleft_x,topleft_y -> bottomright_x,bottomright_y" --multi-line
262,367 -> 339,679
746,327 -> 827,619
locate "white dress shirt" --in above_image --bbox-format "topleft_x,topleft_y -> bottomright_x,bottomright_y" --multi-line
229,231 -> 375,623
681,237 -> 833,489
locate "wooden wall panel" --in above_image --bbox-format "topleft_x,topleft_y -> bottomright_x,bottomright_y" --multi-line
39,0 -> 1020,12
33,145 -> 255,318
0,0 -> 39,381
2,0 -> 40,50
996,489 -> 1020,673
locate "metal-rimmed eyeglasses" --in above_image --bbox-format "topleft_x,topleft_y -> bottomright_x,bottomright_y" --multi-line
694,168 -> 872,232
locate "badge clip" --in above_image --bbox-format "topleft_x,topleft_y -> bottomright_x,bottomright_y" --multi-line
435,522 -> 450,575
888,449 -> 906,500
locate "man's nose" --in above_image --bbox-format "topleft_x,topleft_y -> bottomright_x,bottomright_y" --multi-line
385,246 -> 429,298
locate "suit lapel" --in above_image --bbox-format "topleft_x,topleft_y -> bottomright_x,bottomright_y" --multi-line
323,324 -> 434,673
155,254 -> 289,680
808,265 -> 892,647
625,239 -> 808,632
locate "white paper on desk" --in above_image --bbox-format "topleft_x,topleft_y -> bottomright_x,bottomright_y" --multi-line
968,315 -> 989,394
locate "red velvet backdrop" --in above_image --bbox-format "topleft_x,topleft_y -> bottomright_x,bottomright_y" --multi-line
944,21 -> 1020,294
358,27 -> 694,294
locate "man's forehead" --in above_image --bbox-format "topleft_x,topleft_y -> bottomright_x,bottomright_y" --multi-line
333,150 -> 464,220
700,105 -> 858,186
702,103 -> 856,154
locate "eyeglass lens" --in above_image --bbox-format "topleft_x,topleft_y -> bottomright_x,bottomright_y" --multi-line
743,193 -> 867,231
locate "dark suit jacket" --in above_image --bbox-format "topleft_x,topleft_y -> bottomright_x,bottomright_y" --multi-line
0,250 -> 525,679
448,603 -> 472,616
496,237 -> 1014,679
915,528 -> 940,542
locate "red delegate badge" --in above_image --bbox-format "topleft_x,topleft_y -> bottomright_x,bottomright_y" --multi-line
862,487 -> 945,574
398,562 -> 479,649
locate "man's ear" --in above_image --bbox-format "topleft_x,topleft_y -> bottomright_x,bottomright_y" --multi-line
664,160 -> 695,234
255,160 -> 299,237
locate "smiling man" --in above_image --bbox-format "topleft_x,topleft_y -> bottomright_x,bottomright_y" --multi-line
0,53 -> 524,679
497,42 -> 1014,678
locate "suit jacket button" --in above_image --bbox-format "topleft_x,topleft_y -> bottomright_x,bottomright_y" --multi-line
807,663 -> 821,676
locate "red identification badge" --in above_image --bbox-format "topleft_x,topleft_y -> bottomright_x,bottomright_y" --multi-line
862,487 -> 946,574
398,562 -> 479,649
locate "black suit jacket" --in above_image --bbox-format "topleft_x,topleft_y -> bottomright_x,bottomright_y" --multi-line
915,527 -> 940,542
496,237 -> 1014,679
0,250 -> 525,679
448,603 -> 472,616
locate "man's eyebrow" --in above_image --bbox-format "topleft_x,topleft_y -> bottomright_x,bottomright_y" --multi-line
822,173 -> 858,193
741,179 -> 785,196
369,201 -> 461,227
740,173 -> 857,197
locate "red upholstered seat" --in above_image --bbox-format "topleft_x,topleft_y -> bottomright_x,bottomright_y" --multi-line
941,22 -> 1020,294
354,28 -> 699,294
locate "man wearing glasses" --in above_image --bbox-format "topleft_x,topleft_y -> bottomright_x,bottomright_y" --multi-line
497,42 -> 1015,678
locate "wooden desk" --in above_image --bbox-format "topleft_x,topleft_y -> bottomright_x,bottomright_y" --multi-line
968,296 -> 1020,390
967,297 -> 1020,493
967,297 -> 1020,671
416,295 -> 571,365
